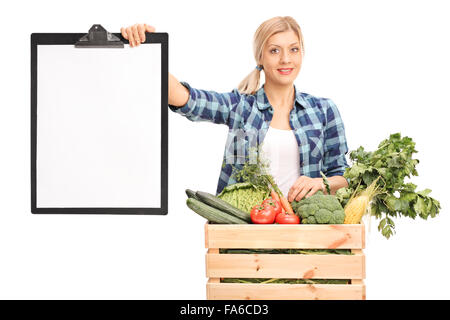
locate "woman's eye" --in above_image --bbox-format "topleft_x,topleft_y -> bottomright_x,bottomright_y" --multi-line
270,48 -> 299,54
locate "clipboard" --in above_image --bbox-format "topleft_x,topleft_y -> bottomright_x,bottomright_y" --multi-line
31,25 -> 169,215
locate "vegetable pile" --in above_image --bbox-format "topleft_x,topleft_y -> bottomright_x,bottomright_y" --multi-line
185,187 -> 300,225
185,133 -> 441,239
185,149 -> 301,225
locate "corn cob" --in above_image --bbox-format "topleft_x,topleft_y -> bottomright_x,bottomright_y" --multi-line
344,177 -> 381,224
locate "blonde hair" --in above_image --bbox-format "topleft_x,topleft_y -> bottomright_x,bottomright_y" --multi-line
237,16 -> 305,95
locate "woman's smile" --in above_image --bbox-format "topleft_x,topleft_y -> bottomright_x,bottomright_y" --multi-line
277,68 -> 294,75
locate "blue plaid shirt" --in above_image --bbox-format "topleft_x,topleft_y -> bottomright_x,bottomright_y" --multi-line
169,81 -> 349,196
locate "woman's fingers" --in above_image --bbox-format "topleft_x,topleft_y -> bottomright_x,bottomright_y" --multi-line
305,185 -> 322,198
288,182 -> 306,202
126,26 -> 135,47
288,176 -> 306,202
138,25 -> 146,42
289,177 -> 325,202
132,25 -> 141,46
121,23 -> 155,47
295,185 -> 313,202
144,24 -> 155,33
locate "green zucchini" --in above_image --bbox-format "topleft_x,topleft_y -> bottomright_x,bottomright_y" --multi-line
195,191 -> 252,222
185,189 -> 199,200
186,198 -> 248,224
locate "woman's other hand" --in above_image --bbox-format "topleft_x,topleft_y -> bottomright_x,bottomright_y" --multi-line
120,23 -> 155,47
288,176 -> 325,202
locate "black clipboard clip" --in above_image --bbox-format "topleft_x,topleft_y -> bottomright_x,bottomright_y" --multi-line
75,24 -> 124,48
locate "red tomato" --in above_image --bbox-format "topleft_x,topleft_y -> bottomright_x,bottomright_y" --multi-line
250,203 -> 276,224
262,198 -> 282,216
275,212 -> 300,224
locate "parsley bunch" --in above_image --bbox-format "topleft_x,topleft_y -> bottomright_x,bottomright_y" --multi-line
229,146 -> 281,196
336,133 -> 441,238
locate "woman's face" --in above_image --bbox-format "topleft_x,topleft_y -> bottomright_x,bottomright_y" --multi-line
260,30 -> 302,87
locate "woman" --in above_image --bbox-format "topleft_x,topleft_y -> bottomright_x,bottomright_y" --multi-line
121,16 -> 349,202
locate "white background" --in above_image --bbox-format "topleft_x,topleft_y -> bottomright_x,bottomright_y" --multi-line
0,0 -> 449,299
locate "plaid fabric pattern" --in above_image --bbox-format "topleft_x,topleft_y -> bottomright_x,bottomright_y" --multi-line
169,81 -> 349,196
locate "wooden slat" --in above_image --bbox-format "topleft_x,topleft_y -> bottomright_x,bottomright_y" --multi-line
350,280 -> 366,300
204,222 -> 209,248
205,224 -> 364,249
206,282 -> 365,300
206,252 -> 365,279
351,248 -> 366,300
206,278 -> 219,300
205,248 -> 220,277
351,249 -> 366,279
362,221 -> 366,248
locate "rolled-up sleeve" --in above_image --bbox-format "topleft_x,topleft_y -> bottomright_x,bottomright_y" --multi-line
322,99 -> 349,177
168,81 -> 241,126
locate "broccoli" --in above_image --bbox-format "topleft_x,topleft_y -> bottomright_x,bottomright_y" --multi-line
291,191 -> 345,224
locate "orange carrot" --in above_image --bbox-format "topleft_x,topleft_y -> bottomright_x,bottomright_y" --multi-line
263,173 -> 294,215
270,189 -> 281,203
280,196 -> 295,215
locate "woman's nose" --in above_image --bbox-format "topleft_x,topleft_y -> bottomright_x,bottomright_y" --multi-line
280,51 -> 291,64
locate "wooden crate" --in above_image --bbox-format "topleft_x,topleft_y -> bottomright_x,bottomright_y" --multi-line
205,223 -> 366,300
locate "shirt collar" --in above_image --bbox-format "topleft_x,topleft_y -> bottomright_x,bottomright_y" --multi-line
255,84 -> 309,111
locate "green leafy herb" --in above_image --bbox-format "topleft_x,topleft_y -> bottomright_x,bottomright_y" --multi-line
228,146 -> 283,198
336,133 -> 441,239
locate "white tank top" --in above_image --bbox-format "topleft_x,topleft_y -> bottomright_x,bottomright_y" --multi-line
260,126 -> 300,198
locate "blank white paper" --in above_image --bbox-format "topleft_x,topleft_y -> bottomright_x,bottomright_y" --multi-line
36,44 -> 161,207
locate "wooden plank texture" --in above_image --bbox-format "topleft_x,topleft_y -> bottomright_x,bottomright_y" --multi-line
206,252 -> 365,279
205,224 -> 364,249
350,280 -> 366,300
206,282 -> 365,300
